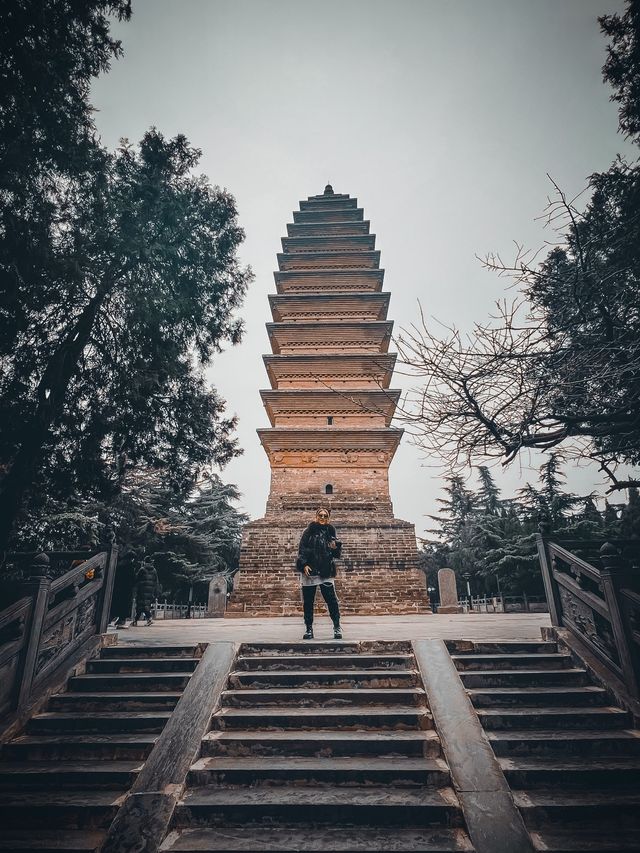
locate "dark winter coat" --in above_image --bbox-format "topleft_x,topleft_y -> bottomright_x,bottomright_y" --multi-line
296,522 -> 342,579
134,565 -> 159,609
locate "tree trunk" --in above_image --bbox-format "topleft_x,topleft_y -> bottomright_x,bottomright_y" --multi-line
0,290 -> 104,561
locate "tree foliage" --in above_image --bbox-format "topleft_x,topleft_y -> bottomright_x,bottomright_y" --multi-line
398,2 -> 640,493
419,458 -> 636,600
0,2 -> 252,557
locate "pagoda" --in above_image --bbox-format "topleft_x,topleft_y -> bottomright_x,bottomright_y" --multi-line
228,185 -> 430,617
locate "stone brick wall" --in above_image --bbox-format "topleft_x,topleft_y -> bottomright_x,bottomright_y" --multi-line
229,515 -> 431,618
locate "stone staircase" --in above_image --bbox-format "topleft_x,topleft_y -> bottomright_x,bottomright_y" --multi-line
0,644 -> 201,853
161,640 -> 475,852
448,639 -> 640,853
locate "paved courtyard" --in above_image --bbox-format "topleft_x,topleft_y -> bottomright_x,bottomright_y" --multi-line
116,612 -> 551,646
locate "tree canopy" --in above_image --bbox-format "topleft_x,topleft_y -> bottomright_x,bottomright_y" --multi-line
398,1 -> 640,493
0,1 -> 252,557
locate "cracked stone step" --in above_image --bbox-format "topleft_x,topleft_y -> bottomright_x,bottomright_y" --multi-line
458,668 -> 589,688
187,756 -> 450,787
202,729 -> 441,758
68,673 -> 192,692
0,790 -> 124,830
2,733 -> 159,762
228,669 -> 418,689
239,642 -> 360,655
513,789 -> 640,827
48,692 -> 183,712
529,827 -> 640,852
0,761 -> 141,789
476,706 -> 630,730
100,645 -> 203,658
87,657 -> 199,674
173,785 -> 464,828
221,687 -> 427,707
487,728 -> 640,757
235,654 -> 415,671
446,640 -> 558,655
451,653 -> 572,671
0,830 -> 107,852
466,686 -> 608,707
160,826 -> 474,852
211,706 -> 432,730
499,756 -> 640,789
27,711 -> 172,734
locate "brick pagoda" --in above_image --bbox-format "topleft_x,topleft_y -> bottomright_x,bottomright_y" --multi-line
228,185 -> 430,617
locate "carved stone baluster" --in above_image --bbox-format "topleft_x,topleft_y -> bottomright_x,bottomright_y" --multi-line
16,553 -> 51,711
599,542 -> 640,698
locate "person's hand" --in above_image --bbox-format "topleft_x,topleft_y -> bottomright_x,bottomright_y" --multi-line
303,566 -> 312,576
328,540 -> 337,550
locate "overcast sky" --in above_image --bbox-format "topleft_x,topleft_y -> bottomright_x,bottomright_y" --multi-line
91,0 -> 635,534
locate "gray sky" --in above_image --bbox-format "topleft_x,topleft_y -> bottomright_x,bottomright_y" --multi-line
91,0 -> 635,534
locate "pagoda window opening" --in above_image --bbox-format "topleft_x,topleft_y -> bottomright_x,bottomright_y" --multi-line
327,416 -> 333,425
325,484 -> 334,495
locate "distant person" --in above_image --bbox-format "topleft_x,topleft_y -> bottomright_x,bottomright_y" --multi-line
133,559 -> 159,626
296,507 -> 343,640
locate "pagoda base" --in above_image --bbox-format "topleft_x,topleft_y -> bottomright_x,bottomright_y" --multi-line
228,514 -> 431,618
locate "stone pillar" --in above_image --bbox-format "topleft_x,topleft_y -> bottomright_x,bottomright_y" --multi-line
206,575 -> 228,618
437,568 -> 462,614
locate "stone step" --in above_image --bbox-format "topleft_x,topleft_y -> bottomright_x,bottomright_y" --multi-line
467,686 -> 608,707
174,786 -> 463,828
188,756 -> 450,788
530,827 -> 640,851
211,706 -> 431,731
0,790 -> 123,830
488,729 -> 640,757
27,711 -> 171,735
235,654 -> 414,672
49,692 -> 183,712
239,641 -> 361,655
221,687 -> 427,708
202,729 -> 441,758
68,673 -> 192,692
499,756 -> 640,788
0,761 -> 140,790
87,657 -> 199,674
451,653 -> 571,671
0,830 -> 106,852
160,826 -> 474,852
100,645 -> 202,659
477,706 -> 629,730
2,733 -> 158,762
513,789 -> 640,827
459,668 -> 588,688
446,640 -> 558,654
229,669 -> 417,689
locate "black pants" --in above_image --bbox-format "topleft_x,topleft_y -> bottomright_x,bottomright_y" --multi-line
302,582 -> 340,627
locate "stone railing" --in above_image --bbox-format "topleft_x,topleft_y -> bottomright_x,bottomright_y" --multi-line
536,534 -> 640,698
0,547 -> 118,721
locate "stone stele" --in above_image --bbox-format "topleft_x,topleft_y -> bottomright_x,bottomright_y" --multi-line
228,185 -> 431,617
437,568 -> 462,614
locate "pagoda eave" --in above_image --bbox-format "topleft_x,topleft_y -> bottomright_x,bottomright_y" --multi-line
260,389 -> 401,426
258,427 -> 402,457
268,292 -> 390,323
263,353 -> 397,389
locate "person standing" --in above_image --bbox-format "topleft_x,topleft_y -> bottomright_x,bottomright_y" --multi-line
296,507 -> 343,640
133,558 -> 159,626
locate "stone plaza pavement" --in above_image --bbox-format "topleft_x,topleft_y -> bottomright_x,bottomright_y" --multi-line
117,612 -> 551,646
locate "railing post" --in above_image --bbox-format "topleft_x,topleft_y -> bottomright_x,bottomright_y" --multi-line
97,544 -> 119,634
599,542 -> 640,699
16,553 -> 51,712
536,529 -> 561,625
